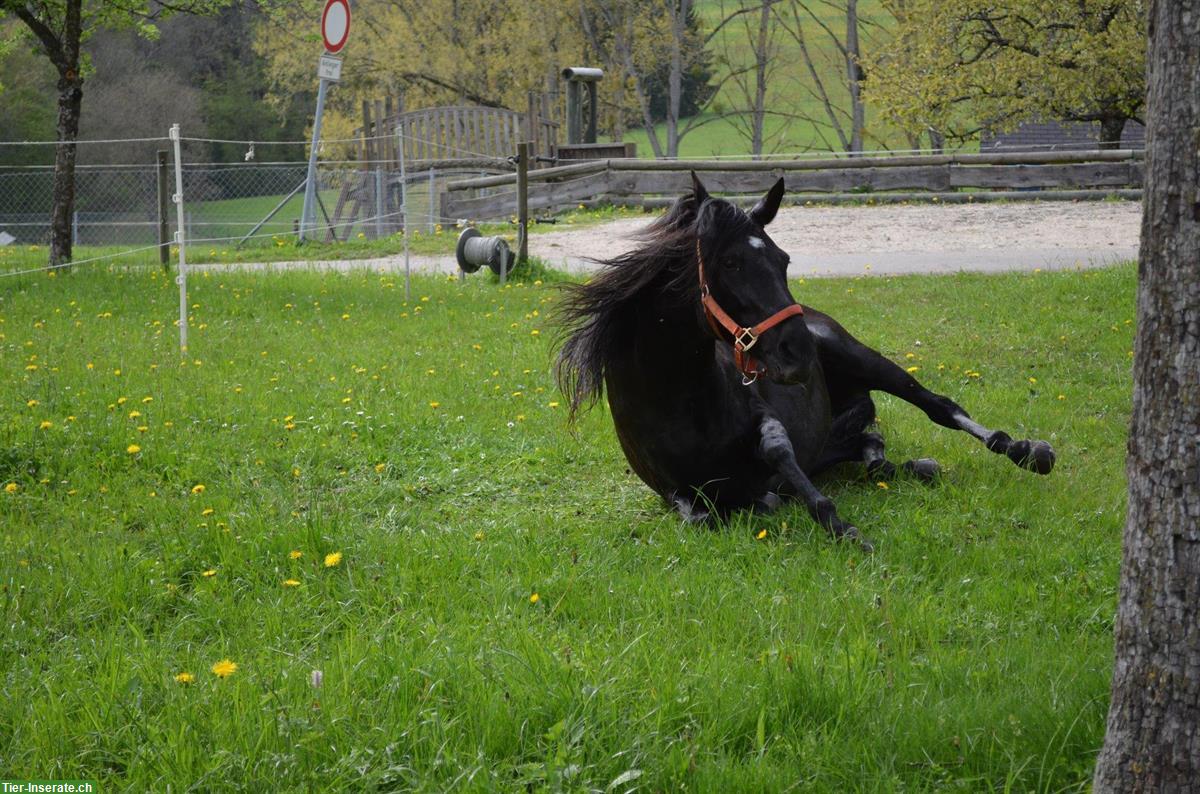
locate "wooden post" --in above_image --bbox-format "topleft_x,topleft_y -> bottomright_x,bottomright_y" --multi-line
517,141 -> 529,265
157,150 -> 170,270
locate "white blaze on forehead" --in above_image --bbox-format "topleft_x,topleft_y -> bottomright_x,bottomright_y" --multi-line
747,236 -> 766,249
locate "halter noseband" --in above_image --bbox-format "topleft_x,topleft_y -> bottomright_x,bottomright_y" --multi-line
697,238 -> 804,385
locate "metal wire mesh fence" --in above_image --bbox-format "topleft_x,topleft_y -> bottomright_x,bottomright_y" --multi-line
0,157 -> 504,250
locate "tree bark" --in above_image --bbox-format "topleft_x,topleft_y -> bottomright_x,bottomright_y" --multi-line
845,0 -> 864,154
50,72 -> 84,268
1098,116 -> 1127,150
1092,0 -> 1200,790
749,0 -> 773,158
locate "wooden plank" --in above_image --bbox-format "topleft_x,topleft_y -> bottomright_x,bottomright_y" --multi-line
618,188 -> 1143,209
449,170 -> 615,218
361,101 -> 373,163
948,162 -> 1140,189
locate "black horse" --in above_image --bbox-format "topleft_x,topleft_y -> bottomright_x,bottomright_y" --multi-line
556,175 -> 1055,550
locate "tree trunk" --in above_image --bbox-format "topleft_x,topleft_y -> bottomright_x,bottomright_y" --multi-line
1099,116 -> 1127,150
845,0 -> 864,154
750,0 -> 773,158
665,0 -> 690,158
1092,0 -> 1200,790
50,72 -> 84,269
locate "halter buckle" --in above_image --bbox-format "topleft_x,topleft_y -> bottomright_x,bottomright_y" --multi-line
734,328 -> 759,351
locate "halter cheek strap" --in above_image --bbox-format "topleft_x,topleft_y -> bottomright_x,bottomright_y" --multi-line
696,238 -> 804,385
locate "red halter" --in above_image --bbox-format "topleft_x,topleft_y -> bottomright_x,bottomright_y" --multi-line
697,238 -> 805,385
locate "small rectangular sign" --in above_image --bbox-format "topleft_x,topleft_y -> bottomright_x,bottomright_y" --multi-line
317,55 -> 342,82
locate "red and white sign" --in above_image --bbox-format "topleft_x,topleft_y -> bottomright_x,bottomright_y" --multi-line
322,0 -> 351,54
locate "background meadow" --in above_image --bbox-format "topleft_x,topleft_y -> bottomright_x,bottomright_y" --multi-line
1,262 -> 1132,791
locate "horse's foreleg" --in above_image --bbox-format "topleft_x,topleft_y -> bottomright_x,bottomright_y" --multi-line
758,417 -> 874,551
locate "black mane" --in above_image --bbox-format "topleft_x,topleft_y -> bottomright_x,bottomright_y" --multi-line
555,191 -> 755,420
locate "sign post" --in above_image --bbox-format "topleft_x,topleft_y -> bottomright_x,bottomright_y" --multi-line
299,0 -> 350,243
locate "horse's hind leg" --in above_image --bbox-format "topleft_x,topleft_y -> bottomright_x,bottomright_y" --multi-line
758,416 -> 873,551
809,311 -> 1055,474
812,392 -> 941,481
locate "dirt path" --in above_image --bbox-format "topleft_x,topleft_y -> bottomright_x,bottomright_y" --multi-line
226,200 -> 1140,278
530,200 -> 1141,276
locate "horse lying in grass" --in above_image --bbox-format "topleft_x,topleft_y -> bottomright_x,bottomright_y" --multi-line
555,175 -> 1055,550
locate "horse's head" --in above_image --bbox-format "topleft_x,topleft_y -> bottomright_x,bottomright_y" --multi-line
692,173 -> 811,385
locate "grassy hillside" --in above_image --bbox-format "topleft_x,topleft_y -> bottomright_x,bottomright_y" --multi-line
615,0 -> 935,158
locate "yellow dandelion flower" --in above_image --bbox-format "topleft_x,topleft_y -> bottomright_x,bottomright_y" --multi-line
289,550 -> 303,560
1057,394 -> 1066,401
474,531 -> 485,541
126,444 -> 141,454
324,551 -> 343,568
548,401 -> 560,408
4,483 -> 18,494
128,410 -> 141,418
905,366 -> 919,374
174,672 -> 195,684
755,529 -> 767,540
201,508 -> 214,517
191,484 -> 205,494
211,659 -> 238,678
374,463 -> 386,473
1028,377 -> 1038,385
429,401 -> 440,409
38,420 -> 52,430
877,481 -> 890,490
283,579 -> 301,587
202,569 -> 217,578
529,592 -> 540,604
26,399 -> 38,407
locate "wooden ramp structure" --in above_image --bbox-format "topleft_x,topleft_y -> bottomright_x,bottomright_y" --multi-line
326,96 -> 559,241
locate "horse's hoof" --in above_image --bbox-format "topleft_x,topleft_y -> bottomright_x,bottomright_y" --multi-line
1008,440 -> 1056,475
902,458 -> 941,482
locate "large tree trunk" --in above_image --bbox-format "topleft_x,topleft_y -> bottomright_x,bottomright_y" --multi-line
1092,0 -> 1200,790
50,72 -> 84,268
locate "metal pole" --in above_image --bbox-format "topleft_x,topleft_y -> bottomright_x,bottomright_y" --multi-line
517,142 -> 529,265
157,150 -> 170,269
169,124 -> 188,355
399,129 -> 410,301
299,76 -> 330,243
374,167 -> 384,239
72,211 -> 78,248
237,179 -> 306,248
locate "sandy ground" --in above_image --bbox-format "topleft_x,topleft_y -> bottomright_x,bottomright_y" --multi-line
225,200 -> 1141,278
530,200 -> 1141,277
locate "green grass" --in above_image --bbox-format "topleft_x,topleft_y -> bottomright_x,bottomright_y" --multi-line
0,204 -> 654,274
1,262 -> 1132,790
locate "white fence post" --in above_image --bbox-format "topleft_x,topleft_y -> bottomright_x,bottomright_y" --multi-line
170,123 -> 188,355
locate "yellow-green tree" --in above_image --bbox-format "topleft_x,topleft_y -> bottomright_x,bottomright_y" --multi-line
256,0 -> 584,147
866,0 -> 1146,147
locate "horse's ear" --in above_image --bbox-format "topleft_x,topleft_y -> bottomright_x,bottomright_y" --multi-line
749,177 -> 785,227
691,171 -> 710,204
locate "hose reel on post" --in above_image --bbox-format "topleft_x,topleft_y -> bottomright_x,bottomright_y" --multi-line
455,227 -> 514,284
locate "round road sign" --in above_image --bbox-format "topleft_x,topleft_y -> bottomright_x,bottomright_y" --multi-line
322,0 -> 350,54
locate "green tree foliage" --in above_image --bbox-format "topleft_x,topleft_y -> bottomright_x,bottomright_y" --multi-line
866,0 -> 1146,146
0,0 -> 235,266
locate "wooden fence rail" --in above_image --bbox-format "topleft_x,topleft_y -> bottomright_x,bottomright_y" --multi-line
441,150 -> 1144,221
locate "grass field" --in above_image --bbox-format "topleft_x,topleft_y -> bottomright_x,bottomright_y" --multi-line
1,262 -> 1132,790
